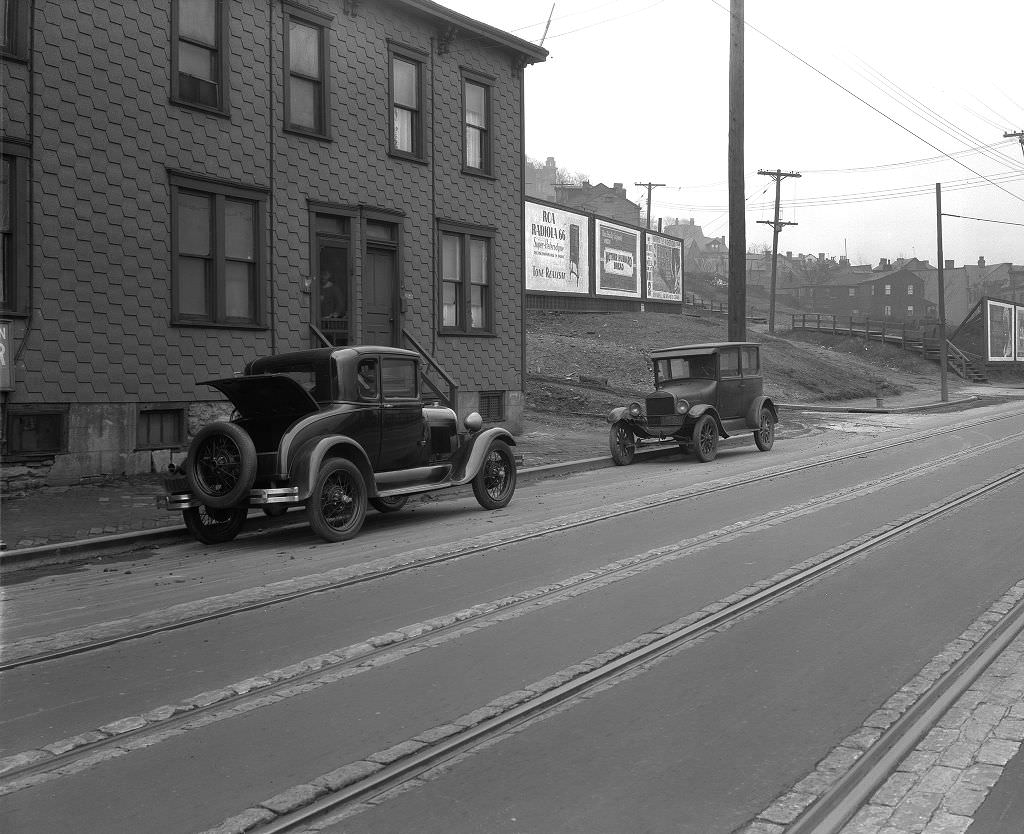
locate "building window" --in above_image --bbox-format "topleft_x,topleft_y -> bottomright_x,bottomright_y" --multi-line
6,408 -> 67,457
137,408 -> 185,449
884,305 -> 892,317
463,77 -> 491,173
478,391 -> 504,422
0,0 -> 29,60
907,284 -> 914,295
440,228 -> 492,333
848,287 -> 856,297
390,50 -> 423,158
907,305 -> 915,316
285,6 -> 329,136
884,284 -> 892,295
1,146 -> 29,315
171,175 -> 265,327
172,0 -> 227,112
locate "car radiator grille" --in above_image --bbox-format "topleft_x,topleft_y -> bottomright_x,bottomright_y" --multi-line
645,395 -> 675,417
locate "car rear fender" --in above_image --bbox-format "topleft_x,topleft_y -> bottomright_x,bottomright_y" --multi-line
450,427 -> 516,484
745,396 -> 779,429
687,404 -> 727,437
290,436 -> 375,501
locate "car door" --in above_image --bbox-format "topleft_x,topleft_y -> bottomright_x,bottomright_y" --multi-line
378,357 -> 424,471
349,357 -> 382,467
740,345 -> 764,406
717,346 -> 745,418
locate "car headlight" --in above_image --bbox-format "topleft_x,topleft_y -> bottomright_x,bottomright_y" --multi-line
628,402 -> 642,418
676,399 -> 690,415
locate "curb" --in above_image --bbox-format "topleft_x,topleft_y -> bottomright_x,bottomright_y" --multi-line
0,446 -> 679,568
778,395 -> 980,414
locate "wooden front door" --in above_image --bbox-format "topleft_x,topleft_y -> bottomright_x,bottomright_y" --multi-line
363,246 -> 397,346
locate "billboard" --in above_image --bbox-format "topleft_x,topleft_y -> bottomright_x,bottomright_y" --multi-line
525,202 -> 589,294
986,299 -> 1015,362
1018,305 -> 1024,362
645,233 -> 682,301
595,220 -> 640,297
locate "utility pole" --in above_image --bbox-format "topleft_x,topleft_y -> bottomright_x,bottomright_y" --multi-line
756,169 -> 801,334
727,0 -> 746,341
935,183 -> 948,402
1005,130 -> 1024,160
635,182 -> 665,230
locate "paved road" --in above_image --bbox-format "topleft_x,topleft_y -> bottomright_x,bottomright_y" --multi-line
2,401 -> 1023,833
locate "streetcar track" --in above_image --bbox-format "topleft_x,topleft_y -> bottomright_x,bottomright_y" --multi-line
2,410 -> 1019,674
203,467 -> 1024,834
3,443 -> 1019,796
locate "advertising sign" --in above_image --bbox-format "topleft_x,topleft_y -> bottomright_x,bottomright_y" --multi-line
1017,305 -> 1024,362
645,233 -> 682,301
0,320 -> 11,391
595,220 -> 641,297
525,202 -> 589,294
986,299 -> 1015,361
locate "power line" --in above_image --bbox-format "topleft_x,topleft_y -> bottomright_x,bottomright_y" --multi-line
942,212 -> 1024,228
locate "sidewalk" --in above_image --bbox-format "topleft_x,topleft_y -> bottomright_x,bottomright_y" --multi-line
1,386 -> 1019,555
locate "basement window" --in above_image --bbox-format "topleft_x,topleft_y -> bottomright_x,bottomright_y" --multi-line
478,391 -> 504,422
6,407 -> 67,457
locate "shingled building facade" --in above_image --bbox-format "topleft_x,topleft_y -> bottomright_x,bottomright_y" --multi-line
0,0 -> 546,486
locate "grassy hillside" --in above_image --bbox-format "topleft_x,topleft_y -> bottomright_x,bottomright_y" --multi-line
525,309 -> 960,418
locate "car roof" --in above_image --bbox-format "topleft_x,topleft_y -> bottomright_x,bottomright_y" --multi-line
650,342 -> 758,358
250,345 -> 421,368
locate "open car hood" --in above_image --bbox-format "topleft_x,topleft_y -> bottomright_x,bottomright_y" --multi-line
204,375 -> 320,421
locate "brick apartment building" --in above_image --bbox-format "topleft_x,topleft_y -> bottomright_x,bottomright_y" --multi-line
0,0 -> 546,486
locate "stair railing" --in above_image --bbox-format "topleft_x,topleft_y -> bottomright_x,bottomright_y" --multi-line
402,329 -> 458,409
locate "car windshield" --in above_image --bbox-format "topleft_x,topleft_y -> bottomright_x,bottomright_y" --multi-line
655,354 -> 716,383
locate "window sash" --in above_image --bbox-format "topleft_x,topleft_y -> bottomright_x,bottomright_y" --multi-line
463,80 -> 490,171
440,231 -> 491,333
175,0 -> 222,108
174,185 -> 261,325
287,16 -> 325,133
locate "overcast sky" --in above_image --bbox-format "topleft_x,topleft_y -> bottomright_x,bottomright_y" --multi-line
443,1 -> 1024,268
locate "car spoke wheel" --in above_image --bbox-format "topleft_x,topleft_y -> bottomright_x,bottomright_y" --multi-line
308,458 -> 367,542
185,423 -> 257,509
472,440 -> 517,510
370,495 -> 409,513
692,414 -> 719,463
609,422 -> 636,466
182,506 -> 247,544
754,408 -> 775,451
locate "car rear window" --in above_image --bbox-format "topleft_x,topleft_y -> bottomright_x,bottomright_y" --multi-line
719,348 -> 740,377
741,346 -> 759,375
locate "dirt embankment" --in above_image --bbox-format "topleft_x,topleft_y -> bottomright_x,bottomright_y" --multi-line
525,309 -> 951,420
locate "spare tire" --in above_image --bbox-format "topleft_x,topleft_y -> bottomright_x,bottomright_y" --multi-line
185,422 -> 258,509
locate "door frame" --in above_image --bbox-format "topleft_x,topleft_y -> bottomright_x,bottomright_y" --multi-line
361,210 -> 403,346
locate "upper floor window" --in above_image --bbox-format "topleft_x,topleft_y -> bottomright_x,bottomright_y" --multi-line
0,146 -> 29,315
848,287 -> 856,297
390,52 -> 423,158
884,305 -> 893,317
171,175 -> 265,327
172,0 -> 227,112
440,227 -> 492,334
0,0 -> 29,60
285,7 -> 329,137
463,78 -> 491,174
884,283 -> 892,295
907,284 -> 914,295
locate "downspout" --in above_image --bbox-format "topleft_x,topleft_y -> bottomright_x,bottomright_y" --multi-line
430,37 -> 436,356
518,58 -> 526,423
13,0 -> 37,368
268,0 -> 276,354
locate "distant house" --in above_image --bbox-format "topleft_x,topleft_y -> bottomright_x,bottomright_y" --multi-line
789,268 -> 935,321
554,181 -> 642,227
663,219 -> 727,277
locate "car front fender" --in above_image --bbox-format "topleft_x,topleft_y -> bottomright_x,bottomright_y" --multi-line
687,404 -> 726,436
607,406 -> 631,424
451,427 -> 516,484
289,436 -> 375,501
745,396 -> 779,429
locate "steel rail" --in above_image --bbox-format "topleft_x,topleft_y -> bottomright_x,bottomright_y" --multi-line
8,441 -> 1010,787
252,467 -> 1024,834
2,410 -> 1020,674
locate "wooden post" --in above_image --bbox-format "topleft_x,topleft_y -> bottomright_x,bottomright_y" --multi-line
832,315 -> 837,336
848,316 -> 853,338
727,0 -> 746,341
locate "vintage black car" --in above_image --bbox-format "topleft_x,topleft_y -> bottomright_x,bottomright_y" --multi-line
161,346 -> 517,544
606,342 -> 778,464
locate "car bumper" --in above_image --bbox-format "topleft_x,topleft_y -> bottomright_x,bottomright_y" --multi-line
156,486 -> 301,511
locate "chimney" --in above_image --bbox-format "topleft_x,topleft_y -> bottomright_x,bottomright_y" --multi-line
690,217 -> 695,225
944,259 -> 954,269
818,252 -> 825,261
545,156 -> 556,168
978,256 -> 986,267
786,251 -> 792,258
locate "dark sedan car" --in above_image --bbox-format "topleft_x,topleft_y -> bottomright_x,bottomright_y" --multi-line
606,342 -> 778,464
160,346 -> 517,544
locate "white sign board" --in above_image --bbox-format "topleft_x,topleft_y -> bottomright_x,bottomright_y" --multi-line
595,220 -> 641,298
987,299 -> 1015,362
645,233 -> 682,301
525,202 -> 589,294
